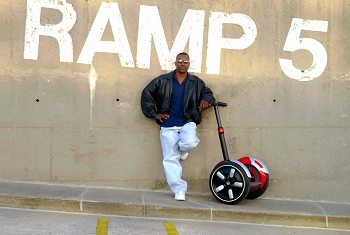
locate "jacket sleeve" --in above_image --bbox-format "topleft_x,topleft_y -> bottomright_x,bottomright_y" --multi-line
141,78 -> 158,118
200,81 -> 216,104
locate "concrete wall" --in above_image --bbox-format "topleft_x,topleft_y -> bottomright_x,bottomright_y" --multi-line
0,0 -> 349,202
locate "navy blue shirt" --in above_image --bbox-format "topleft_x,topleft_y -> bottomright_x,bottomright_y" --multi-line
161,72 -> 187,127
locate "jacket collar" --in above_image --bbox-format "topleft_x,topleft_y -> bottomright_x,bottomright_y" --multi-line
166,70 -> 195,81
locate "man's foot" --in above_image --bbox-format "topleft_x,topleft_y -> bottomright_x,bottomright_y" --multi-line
180,152 -> 188,161
174,192 -> 186,201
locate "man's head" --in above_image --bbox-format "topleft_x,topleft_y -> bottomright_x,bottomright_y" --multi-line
175,52 -> 190,74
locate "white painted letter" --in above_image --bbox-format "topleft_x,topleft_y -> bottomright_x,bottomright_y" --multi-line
279,18 -> 328,81
24,0 -> 76,62
206,12 -> 257,74
77,2 -> 134,67
137,6 -> 205,72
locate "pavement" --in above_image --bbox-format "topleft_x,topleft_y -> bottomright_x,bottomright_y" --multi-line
0,180 -> 349,230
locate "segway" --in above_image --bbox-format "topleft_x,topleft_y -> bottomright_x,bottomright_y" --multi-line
209,102 -> 270,204
209,101 -> 251,204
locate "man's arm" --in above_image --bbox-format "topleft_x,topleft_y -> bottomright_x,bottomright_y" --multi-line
199,81 -> 216,111
140,79 -> 158,118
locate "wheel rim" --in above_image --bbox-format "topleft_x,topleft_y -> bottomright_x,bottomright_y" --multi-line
210,164 -> 246,203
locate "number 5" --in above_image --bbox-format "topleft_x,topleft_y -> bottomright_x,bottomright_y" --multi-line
279,18 -> 328,81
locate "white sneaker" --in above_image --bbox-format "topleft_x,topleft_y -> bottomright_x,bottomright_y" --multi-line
180,152 -> 189,161
174,192 -> 186,201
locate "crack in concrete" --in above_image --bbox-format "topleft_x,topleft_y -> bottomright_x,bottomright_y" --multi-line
80,188 -> 89,212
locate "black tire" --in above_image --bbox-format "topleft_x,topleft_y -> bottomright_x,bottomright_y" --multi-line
246,174 -> 269,199
244,165 -> 269,200
209,161 -> 250,204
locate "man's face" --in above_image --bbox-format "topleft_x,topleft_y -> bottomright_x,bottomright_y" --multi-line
175,54 -> 190,74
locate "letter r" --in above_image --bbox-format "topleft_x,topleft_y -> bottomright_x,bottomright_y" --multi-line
24,0 -> 76,62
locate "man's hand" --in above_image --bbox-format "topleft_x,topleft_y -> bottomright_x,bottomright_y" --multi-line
154,113 -> 170,123
199,100 -> 212,111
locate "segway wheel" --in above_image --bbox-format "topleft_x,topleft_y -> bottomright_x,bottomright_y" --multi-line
238,156 -> 270,200
209,161 -> 250,204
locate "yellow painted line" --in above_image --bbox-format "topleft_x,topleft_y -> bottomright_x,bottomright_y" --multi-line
163,222 -> 179,235
96,217 -> 109,235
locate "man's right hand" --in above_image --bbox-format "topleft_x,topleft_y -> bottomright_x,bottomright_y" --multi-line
154,113 -> 170,123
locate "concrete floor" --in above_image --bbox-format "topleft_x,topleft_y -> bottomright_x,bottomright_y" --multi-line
0,180 -> 349,231
1,207 -> 349,235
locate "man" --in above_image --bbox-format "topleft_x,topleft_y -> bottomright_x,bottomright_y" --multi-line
141,52 -> 215,201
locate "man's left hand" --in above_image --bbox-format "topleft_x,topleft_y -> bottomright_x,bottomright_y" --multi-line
199,100 -> 212,111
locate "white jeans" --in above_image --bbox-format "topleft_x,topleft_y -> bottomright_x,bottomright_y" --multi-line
160,122 -> 199,194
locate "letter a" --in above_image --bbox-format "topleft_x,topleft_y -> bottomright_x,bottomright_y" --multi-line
77,2 -> 134,67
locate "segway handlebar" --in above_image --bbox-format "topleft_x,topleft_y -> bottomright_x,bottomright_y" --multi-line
212,101 -> 227,107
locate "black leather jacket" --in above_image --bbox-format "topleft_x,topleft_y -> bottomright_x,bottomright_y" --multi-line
141,71 -> 215,125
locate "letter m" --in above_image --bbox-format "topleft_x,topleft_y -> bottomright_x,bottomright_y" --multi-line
137,6 -> 204,72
